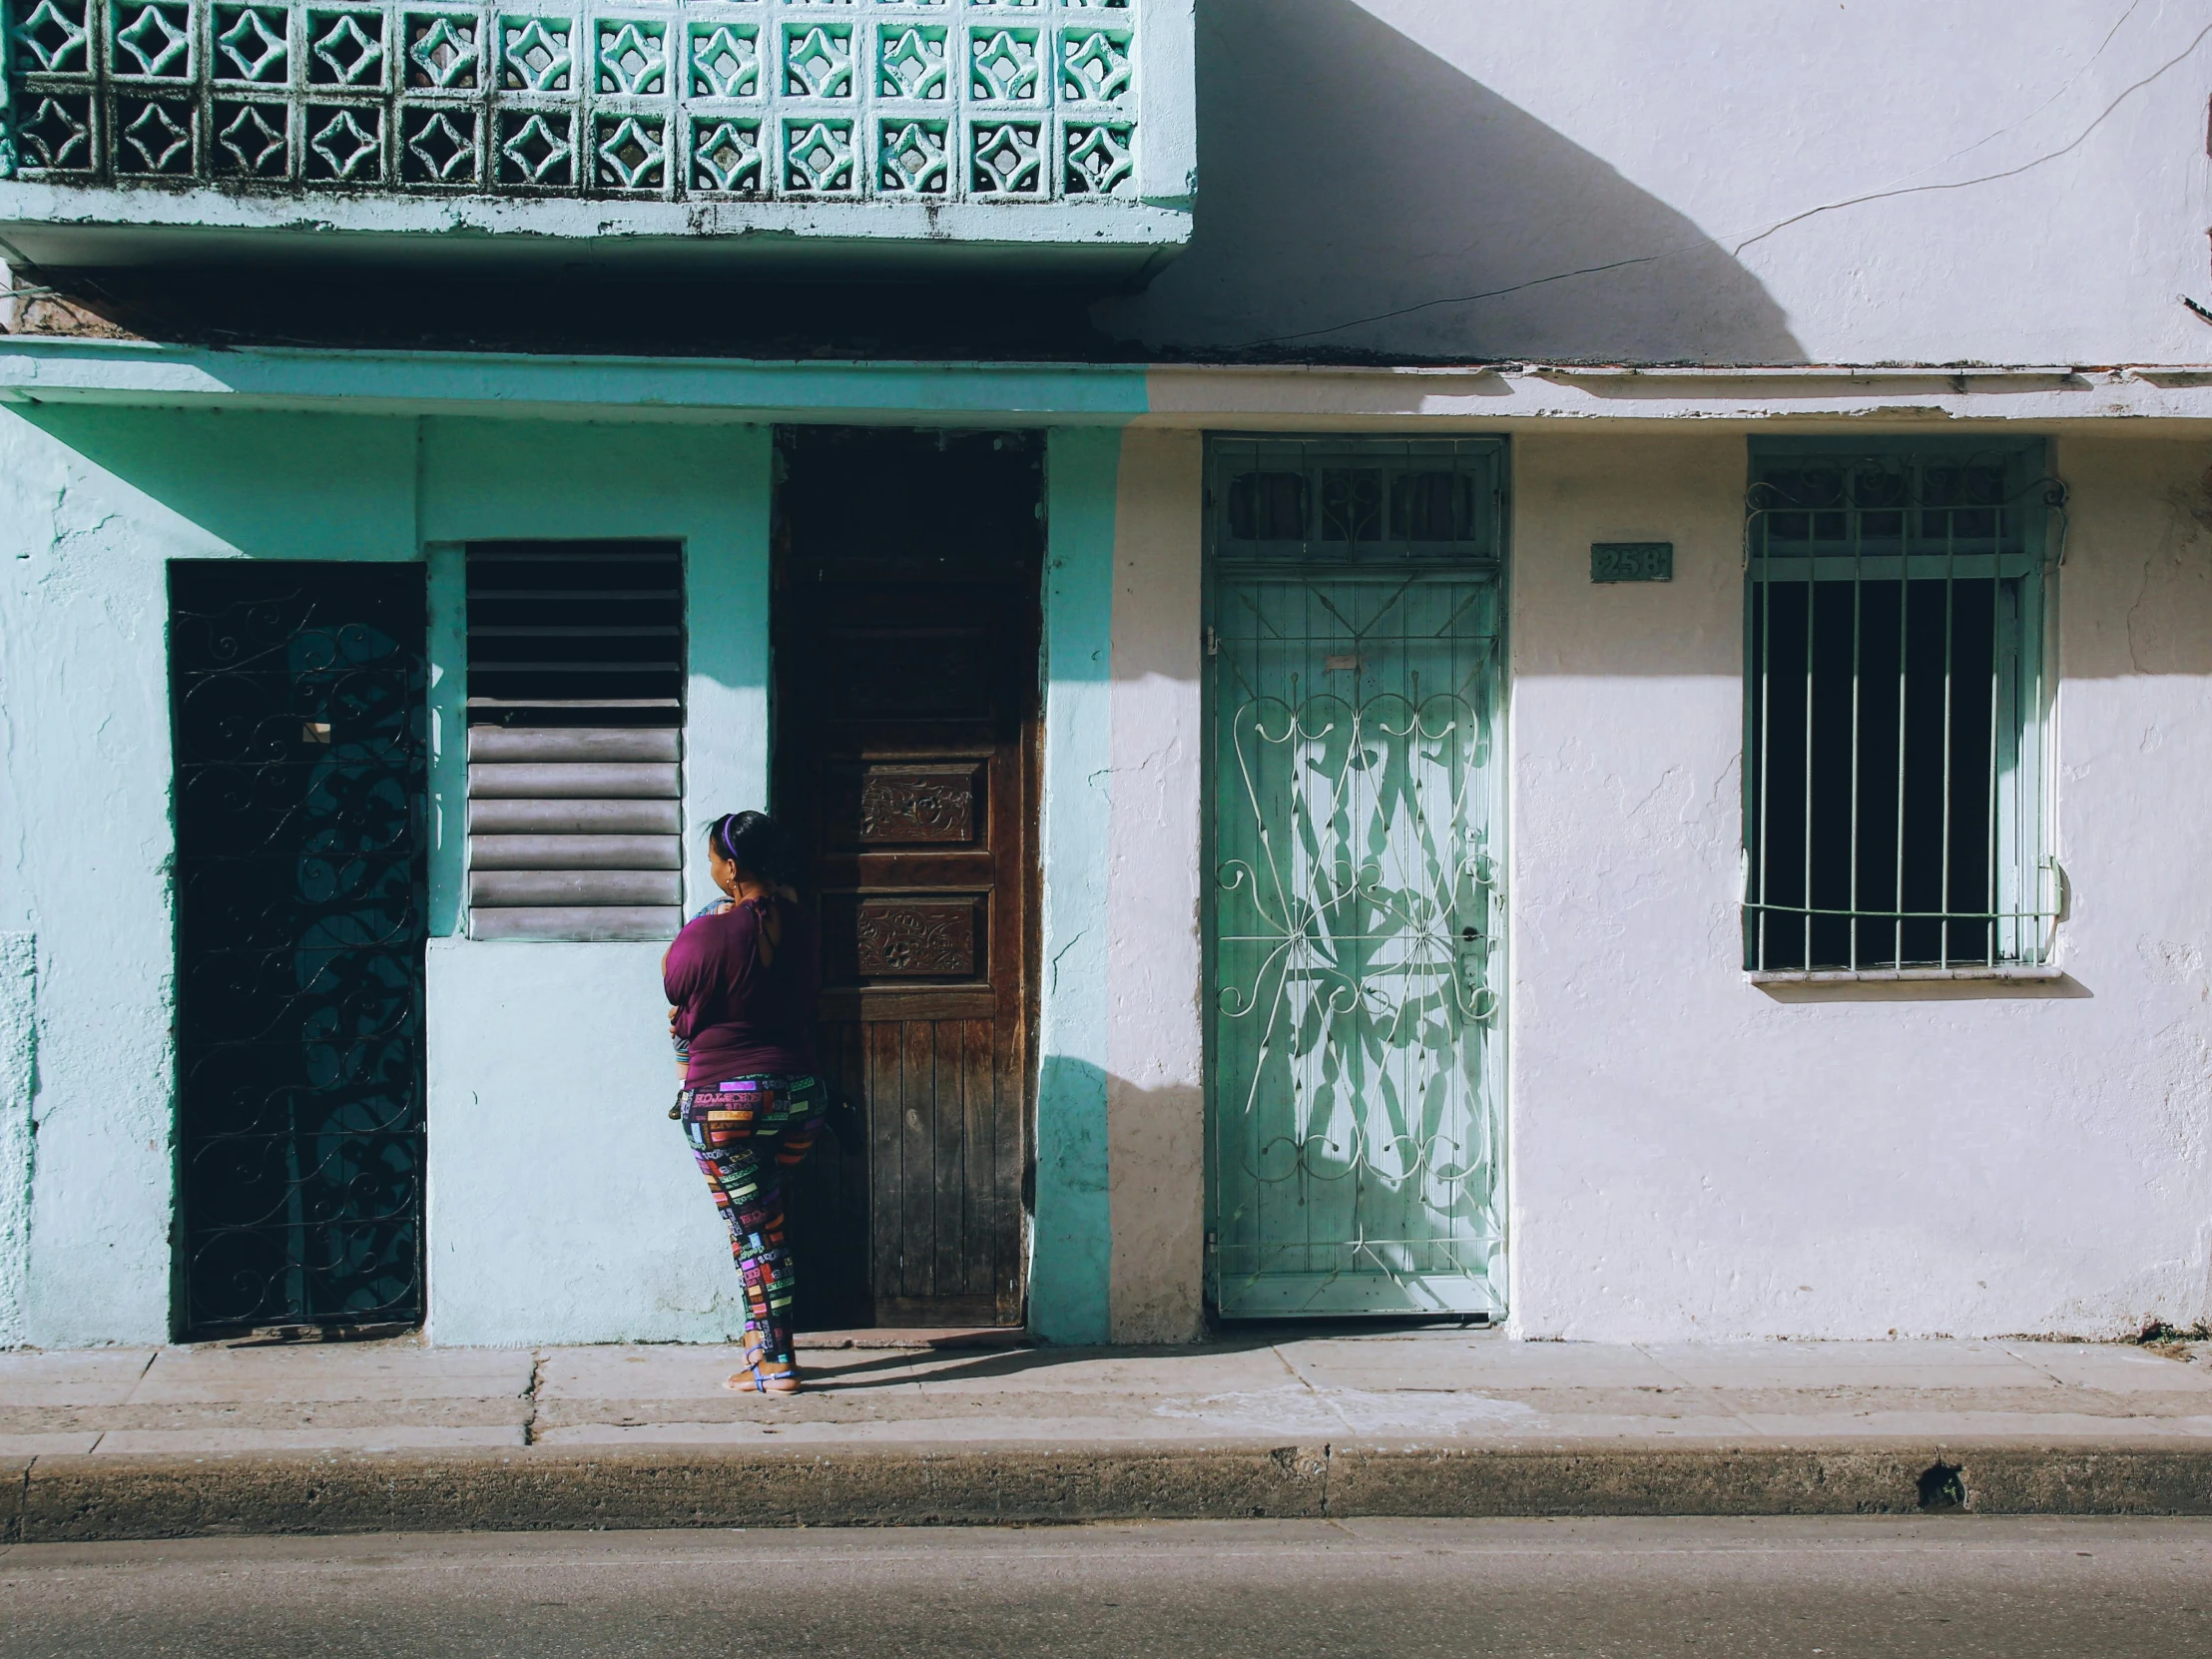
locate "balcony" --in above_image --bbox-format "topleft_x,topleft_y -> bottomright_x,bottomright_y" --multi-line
0,0 -> 1192,275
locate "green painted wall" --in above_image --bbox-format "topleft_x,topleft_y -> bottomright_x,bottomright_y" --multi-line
0,405 -> 418,1346
0,391 -> 1137,1347
415,418 -> 773,923
0,404 -> 783,1346
0,933 -> 36,1349
417,418 -> 774,1344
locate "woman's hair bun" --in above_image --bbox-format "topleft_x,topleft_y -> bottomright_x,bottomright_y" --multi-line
707,810 -> 805,886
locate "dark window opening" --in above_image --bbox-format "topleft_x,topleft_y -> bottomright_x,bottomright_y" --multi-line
465,542 -> 684,729
1748,576 -> 2007,971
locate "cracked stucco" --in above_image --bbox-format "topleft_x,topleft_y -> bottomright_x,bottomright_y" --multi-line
1506,430 -> 2212,1342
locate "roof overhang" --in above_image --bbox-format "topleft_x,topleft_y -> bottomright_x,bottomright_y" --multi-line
5,340 -> 2212,431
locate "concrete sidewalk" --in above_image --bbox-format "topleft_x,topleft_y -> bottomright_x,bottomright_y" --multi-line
4,1329 -> 2210,1537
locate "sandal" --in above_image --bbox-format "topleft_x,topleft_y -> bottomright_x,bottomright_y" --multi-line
726,1365 -> 802,1394
726,1339 -> 802,1393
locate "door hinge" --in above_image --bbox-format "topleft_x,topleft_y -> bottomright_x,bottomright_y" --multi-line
1203,626 -> 1219,658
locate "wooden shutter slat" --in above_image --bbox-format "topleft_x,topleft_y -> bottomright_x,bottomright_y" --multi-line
470,906 -> 683,943
468,834 -> 684,871
468,762 -> 680,800
468,728 -> 682,764
470,869 -> 683,907
468,798 -> 684,835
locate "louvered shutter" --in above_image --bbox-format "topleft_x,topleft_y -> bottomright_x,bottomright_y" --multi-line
465,542 -> 685,942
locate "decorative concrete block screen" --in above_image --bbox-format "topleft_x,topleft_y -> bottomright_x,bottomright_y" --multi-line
1,0 -> 1152,213
464,542 -> 684,943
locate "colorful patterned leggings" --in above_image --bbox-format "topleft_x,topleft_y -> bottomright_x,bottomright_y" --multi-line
679,1076 -> 826,1369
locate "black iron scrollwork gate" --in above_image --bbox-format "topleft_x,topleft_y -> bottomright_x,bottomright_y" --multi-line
170,562 -> 428,1337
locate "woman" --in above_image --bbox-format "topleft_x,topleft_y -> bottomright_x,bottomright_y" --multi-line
663,811 -> 825,1394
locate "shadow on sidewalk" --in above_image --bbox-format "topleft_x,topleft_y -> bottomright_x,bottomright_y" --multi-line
812,1318 -> 1492,1391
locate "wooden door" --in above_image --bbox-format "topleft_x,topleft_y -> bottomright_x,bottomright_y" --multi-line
775,429 -> 1041,1329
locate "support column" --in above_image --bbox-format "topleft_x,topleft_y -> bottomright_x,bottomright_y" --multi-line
1104,429 -> 1206,1343
1031,427 -> 1121,1345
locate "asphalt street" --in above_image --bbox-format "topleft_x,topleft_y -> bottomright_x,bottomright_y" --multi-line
2,1517 -> 2207,1658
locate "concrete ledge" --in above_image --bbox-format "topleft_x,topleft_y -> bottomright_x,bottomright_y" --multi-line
13,1443 -> 1330,1540
1329,1446 -> 1931,1517
2,1456 -> 29,1538
9,1441 -> 2212,1541
1952,1447 -> 2212,1515
1329,1443 -> 2208,1517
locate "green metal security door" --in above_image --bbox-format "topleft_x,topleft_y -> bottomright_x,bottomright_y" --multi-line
1207,439 -> 1506,1320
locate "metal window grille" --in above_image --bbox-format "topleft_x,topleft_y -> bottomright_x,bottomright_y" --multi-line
1214,436 -> 1502,565
1743,440 -> 2059,974
464,540 -> 685,942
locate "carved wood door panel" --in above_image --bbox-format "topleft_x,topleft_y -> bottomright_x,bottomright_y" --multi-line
775,429 -> 1042,1330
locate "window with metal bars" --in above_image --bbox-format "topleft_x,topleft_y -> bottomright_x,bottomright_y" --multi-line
464,542 -> 685,943
1212,437 -> 1502,562
1743,440 -> 2058,974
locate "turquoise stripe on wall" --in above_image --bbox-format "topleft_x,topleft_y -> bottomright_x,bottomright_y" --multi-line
1031,428 -> 1122,1346
425,537 -> 467,939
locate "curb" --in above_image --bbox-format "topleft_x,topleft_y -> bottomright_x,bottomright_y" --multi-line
7,1441 -> 2212,1540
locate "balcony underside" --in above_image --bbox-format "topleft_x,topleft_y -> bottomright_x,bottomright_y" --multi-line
0,181 -> 1187,276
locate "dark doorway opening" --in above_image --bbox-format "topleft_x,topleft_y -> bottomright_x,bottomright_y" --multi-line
169,562 -> 429,1339
774,428 -> 1044,1330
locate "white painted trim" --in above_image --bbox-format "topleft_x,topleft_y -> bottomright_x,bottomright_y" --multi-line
1137,365 -> 2212,428
1746,966 -> 2068,985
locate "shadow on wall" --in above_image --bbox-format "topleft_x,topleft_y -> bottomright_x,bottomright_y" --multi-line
1103,0 -> 1805,364
9,404 -> 419,563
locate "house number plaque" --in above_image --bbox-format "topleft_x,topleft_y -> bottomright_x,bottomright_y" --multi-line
1591,542 -> 1674,583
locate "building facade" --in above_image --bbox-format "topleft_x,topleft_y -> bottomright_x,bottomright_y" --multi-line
2,0 -> 2210,1351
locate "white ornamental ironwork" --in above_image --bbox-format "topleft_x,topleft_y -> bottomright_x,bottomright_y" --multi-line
0,0 -> 1139,201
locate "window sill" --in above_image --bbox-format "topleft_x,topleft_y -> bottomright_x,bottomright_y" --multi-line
1746,965 -> 2064,986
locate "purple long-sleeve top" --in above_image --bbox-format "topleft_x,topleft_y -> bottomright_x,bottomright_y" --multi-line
662,895 -> 821,1086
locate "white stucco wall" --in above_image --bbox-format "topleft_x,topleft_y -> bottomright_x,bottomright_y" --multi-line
1107,0 -> 2212,367
1506,429 -> 2212,1340
1105,429 -> 1208,1343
